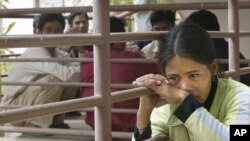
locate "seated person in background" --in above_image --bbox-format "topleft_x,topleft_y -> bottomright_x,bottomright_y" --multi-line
32,15 -> 40,34
66,12 -> 92,57
185,9 -> 250,86
132,23 -> 250,141
139,10 -> 176,58
80,16 -> 159,132
1,13 -> 80,129
133,10 -> 175,51
65,12 -> 92,116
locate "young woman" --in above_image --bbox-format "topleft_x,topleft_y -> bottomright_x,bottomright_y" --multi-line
132,23 -> 250,141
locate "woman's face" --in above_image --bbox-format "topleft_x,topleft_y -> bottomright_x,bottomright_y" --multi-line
164,55 -> 217,104
71,14 -> 89,33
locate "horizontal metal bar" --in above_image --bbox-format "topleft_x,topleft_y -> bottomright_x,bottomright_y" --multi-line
3,58 -> 250,64
0,2 -> 250,17
0,6 -> 93,16
0,126 -> 132,139
0,32 -> 240,48
0,96 -> 102,124
111,87 -> 154,103
239,32 -> 250,37
0,105 -> 138,114
0,34 -> 102,48
0,87 -> 152,124
0,57 -> 157,63
0,81 -> 134,88
239,67 -> 250,75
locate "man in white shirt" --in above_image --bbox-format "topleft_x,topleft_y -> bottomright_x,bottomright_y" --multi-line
1,14 -> 80,129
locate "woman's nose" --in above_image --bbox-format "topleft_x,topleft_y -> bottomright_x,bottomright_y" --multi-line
177,78 -> 193,92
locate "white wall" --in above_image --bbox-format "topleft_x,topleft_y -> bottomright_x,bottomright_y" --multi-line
1,0 -> 35,54
176,0 -> 250,58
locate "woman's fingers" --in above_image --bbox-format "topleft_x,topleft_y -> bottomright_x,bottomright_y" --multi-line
132,74 -> 168,87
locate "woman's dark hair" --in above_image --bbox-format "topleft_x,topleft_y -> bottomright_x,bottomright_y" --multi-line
158,23 -> 217,75
184,9 -> 220,31
37,13 -> 65,31
68,12 -> 89,26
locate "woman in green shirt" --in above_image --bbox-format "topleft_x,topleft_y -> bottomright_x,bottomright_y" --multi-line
132,23 -> 250,141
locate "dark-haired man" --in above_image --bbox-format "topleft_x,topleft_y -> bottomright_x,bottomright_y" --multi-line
140,10 -> 176,58
1,14 -> 80,130
66,12 -> 92,57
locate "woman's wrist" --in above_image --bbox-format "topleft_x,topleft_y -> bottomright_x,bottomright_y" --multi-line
136,109 -> 151,130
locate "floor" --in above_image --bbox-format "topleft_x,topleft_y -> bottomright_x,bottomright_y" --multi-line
0,113 -> 131,141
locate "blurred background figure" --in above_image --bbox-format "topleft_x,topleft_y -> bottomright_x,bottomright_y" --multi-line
140,10 -> 176,58
66,12 -> 92,57
80,16 -> 159,132
133,0 -> 156,33
133,10 -> 176,50
185,9 -> 250,86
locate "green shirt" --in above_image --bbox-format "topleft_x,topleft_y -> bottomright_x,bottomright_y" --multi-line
133,78 -> 250,141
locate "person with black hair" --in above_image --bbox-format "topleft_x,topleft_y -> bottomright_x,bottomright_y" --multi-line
32,15 -> 39,34
185,9 -> 250,86
137,10 -> 176,58
1,14 -> 80,130
67,12 -> 89,33
131,23 -> 250,141
149,10 -> 176,31
80,16 -> 159,132
37,13 -> 65,34
133,10 -> 176,51
65,12 -> 92,57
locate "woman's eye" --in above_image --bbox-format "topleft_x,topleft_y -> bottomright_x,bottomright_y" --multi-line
167,76 -> 179,82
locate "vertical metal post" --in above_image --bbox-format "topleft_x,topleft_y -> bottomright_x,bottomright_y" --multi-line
93,0 -> 111,141
228,0 -> 240,80
0,62 -> 2,95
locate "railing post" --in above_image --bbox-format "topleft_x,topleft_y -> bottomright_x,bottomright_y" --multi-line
228,0 -> 240,80
93,0 -> 112,141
